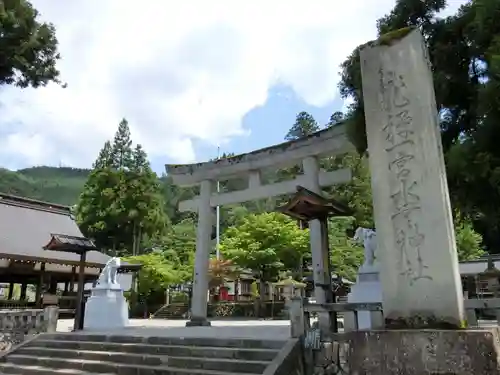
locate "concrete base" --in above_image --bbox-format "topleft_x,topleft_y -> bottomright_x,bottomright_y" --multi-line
84,286 -> 129,331
346,329 -> 500,374
186,317 -> 211,327
347,267 -> 382,330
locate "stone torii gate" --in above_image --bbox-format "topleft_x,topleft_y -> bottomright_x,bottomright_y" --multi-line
165,124 -> 354,327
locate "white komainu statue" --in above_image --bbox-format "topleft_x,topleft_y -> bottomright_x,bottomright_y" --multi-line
96,257 -> 121,287
353,227 -> 377,268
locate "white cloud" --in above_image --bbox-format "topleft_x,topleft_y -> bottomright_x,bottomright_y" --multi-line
0,0 -> 466,169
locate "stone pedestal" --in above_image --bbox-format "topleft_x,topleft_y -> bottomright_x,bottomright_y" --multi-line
83,285 -> 129,331
346,329 -> 500,374
347,264 -> 382,330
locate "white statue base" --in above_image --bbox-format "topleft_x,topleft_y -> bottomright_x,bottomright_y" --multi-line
346,263 -> 382,330
84,284 -> 129,331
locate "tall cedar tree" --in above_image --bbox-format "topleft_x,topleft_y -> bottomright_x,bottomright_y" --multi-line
76,120 -> 167,255
93,141 -> 112,169
279,111 -> 320,182
110,119 -> 133,170
285,111 -> 320,141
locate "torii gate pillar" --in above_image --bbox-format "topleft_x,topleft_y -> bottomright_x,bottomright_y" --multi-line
186,179 -> 213,326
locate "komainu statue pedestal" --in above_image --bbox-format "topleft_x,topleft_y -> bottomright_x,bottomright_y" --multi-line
83,284 -> 129,331
83,257 -> 129,331
349,227 -> 382,330
346,264 -> 382,330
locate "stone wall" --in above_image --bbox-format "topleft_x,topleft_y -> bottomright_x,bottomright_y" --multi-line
0,307 -> 58,350
263,339 -> 305,375
347,329 -> 500,374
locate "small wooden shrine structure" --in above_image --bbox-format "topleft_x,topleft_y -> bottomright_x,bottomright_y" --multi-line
277,186 -> 353,300
277,186 -> 351,226
0,193 -> 139,316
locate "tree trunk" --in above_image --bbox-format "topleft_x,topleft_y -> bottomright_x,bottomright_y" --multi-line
234,279 -> 239,301
130,222 -> 141,312
258,277 -> 266,318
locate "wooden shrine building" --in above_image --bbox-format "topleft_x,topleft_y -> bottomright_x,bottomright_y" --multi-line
0,193 -> 138,314
278,186 -> 353,301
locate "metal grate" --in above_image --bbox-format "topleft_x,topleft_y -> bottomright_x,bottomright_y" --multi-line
304,328 -> 351,375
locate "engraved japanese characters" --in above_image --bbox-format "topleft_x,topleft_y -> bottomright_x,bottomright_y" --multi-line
378,68 -> 432,285
360,29 -> 465,324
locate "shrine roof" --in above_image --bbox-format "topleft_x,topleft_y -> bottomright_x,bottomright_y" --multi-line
165,123 -> 354,186
43,234 -> 98,254
0,193 -> 116,268
277,186 -> 352,221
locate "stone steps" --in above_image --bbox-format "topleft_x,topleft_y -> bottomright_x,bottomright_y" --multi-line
0,361 -> 254,375
20,340 -> 279,361
0,362 -> 116,375
0,332 -> 285,375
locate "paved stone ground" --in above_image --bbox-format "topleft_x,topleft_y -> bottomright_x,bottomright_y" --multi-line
56,318 -> 498,340
56,318 -> 293,340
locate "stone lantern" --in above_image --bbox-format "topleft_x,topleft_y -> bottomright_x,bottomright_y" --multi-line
274,276 -> 306,301
479,257 -> 500,297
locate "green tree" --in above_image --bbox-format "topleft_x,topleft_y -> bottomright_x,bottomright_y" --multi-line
161,218 -> 196,265
76,120 -> 168,256
141,219 -> 197,285
0,0 -> 62,87
285,111 -> 320,141
161,175 -> 197,225
277,111 -> 321,185
123,143 -> 168,256
123,252 -> 182,295
454,211 -> 485,261
110,119 -> 133,170
220,212 -> 310,290
93,141 -> 113,169
76,136 -> 127,253
327,111 -> 344,127
328,217 -> 364,281
76,167 -> 124,252
323,152 -> 373,228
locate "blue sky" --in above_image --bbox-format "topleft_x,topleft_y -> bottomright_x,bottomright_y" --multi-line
0,1 -> 467,175
151,84 -> 343,173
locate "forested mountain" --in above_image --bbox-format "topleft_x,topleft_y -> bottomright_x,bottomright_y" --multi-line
0,166 -> 89,205
0,165 -> 196,226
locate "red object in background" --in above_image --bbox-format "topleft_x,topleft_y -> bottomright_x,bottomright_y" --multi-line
219,286 -> 229,301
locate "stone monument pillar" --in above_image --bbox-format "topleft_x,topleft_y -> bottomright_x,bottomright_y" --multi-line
344,27 -> 500,375
186,179 -> 213,326
84,257 -> 129,331
347,227 -> 383,329
360,28 -> 465,327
